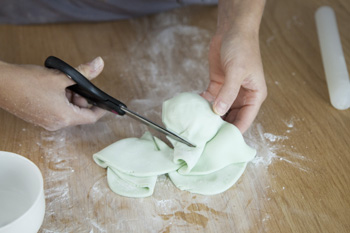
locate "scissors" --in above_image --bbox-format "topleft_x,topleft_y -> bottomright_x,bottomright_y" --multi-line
45,56 -> 196,147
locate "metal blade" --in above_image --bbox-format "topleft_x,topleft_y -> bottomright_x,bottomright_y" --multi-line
120,106 -> 196,147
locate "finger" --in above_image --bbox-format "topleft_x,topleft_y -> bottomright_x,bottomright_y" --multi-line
76,56 -> 104,80
72,93 -> 89,107
65,89 -> 73,102
201,76 -> 223,102
204,36 -> 224,103
229,104 -> 260,134
71,57 -> 104,109
68,105 -> 107,126
55,57 -> 104,90
213,68 -> 243,116
65,89 -> 90,108
78,106 -> 107,124
90,106 -> 107,119
223,108 -> 239,123
228,87 -> 253,109
201,89 -> 215,103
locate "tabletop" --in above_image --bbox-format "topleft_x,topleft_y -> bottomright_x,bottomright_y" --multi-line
0,0 -> 349,232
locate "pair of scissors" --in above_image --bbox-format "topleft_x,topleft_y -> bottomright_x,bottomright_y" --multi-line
44,56 -> 196,147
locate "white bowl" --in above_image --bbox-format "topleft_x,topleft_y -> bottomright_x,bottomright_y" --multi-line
0,151 -> 45,233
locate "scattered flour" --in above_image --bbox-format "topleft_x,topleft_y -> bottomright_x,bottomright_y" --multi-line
283,117 -> 296,128
286,15 -> 304,29
38,118 -> 311,232
245,120 -> 310,172
263,133 -> 289,142
37,10 -> 312,233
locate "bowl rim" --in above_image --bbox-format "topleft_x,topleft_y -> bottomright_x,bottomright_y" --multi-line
0,151 -> 44,230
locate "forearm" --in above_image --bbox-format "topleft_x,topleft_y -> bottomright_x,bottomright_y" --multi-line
217,0 -> 266,35
206,0 -> 267,132
0,58 -> 106,131
0,61 -> 15,112
0,61 -> 40,124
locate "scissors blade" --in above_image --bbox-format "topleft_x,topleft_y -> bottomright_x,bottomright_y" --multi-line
120,106 -> 196,147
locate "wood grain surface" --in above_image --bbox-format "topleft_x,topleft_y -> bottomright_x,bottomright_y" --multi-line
0,0 -> 349,232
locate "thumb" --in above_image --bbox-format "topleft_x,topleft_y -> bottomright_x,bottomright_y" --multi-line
68,57 -> 105,108
213,71 -> 242,116
76,56 -> 104,80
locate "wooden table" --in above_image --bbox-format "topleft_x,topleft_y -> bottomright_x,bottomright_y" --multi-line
1,0 -> 349,232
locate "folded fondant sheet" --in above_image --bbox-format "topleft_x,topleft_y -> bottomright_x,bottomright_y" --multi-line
93,92 -> 256,197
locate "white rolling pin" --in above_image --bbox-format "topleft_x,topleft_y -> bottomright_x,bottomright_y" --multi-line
315,6 -> 350,110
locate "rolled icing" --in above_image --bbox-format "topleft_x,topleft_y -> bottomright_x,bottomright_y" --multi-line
93,92 -> 256,197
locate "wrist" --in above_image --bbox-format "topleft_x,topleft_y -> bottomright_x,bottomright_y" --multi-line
216,0 -> 266,36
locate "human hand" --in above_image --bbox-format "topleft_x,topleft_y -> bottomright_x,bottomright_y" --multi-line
202,29 -> 267,133
0,57 -> 107,131
201,0 -> 267,133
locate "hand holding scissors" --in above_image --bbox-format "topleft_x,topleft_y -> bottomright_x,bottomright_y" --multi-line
45,56 -> 195,147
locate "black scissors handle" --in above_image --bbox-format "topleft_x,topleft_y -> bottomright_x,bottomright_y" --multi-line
45,56 -> 127,115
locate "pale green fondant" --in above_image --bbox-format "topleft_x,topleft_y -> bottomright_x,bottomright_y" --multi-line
93,92 -> 256,197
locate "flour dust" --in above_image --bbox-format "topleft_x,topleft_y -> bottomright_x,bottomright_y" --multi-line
36,9 -> 312,233
245,118 -> 310,172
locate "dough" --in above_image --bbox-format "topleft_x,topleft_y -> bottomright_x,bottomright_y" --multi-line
94,132 -> 180,198
168,163 -> 248,195
93,92 -> 256,197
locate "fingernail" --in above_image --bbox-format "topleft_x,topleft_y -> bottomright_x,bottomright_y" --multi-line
214,101 -> 228,116
90,57 -> 103,72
